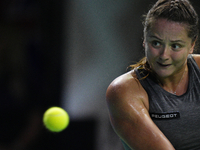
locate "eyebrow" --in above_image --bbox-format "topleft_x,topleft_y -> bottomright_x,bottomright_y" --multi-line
148,35 -> 186,44
148,35 -> 162,41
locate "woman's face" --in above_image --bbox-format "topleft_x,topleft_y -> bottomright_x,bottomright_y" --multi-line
144,18 -> 195,78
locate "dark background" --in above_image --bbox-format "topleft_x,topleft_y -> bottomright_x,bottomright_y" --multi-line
0,0 -> 200,150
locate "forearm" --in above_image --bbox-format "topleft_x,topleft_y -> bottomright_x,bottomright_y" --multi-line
113,115 -> 175,150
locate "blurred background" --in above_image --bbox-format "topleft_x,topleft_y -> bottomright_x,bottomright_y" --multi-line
0,0 -> 200,150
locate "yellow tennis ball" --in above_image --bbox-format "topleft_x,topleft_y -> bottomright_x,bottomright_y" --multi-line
43,107 -> 70,132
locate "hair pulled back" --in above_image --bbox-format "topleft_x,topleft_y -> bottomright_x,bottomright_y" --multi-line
130,0 -> 199,71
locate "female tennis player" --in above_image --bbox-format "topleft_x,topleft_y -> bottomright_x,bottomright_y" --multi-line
106,0 -> 200,149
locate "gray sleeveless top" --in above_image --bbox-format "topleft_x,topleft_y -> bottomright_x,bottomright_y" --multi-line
122,55 -> 200,150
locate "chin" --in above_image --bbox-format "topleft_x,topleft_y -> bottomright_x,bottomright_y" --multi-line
153,69 -> 172,78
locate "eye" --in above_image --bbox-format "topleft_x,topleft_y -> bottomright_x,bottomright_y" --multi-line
171,44 -> 181,50
152,41 -> 161,48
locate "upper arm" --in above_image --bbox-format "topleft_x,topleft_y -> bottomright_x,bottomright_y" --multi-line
106,72 -> 175,150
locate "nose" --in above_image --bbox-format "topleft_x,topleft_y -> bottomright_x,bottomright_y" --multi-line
159,45 -> 170,61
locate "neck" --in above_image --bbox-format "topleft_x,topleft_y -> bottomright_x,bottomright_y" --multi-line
155,67 -> 188,95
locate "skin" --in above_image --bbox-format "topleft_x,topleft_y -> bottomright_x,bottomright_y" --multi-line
106,18 -> 200,149
144,19 -> 195,94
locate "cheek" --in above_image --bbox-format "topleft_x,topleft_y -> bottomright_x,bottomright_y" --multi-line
145,48 -> 158,68
145,46 -> 158,60
171,52 -> 188,65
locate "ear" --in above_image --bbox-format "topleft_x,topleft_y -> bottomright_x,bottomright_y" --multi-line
189,38 -> 197,54
143,40 -> 145,48
189,44 -> 194,54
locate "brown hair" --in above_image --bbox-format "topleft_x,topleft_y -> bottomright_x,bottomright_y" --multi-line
130,0 -> 199,71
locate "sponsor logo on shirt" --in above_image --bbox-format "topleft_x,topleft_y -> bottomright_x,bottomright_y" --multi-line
150,112 -> 180,120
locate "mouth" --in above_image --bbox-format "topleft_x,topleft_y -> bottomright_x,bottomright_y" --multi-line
157,62 -> 171,67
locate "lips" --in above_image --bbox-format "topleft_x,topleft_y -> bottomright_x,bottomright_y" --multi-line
157,62 -> 171,67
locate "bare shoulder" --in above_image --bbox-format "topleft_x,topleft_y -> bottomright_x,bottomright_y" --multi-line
106,70 -> 174,149
192,54 -> 200,68
106,70 -> 140,96
106,70 -> 149,114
